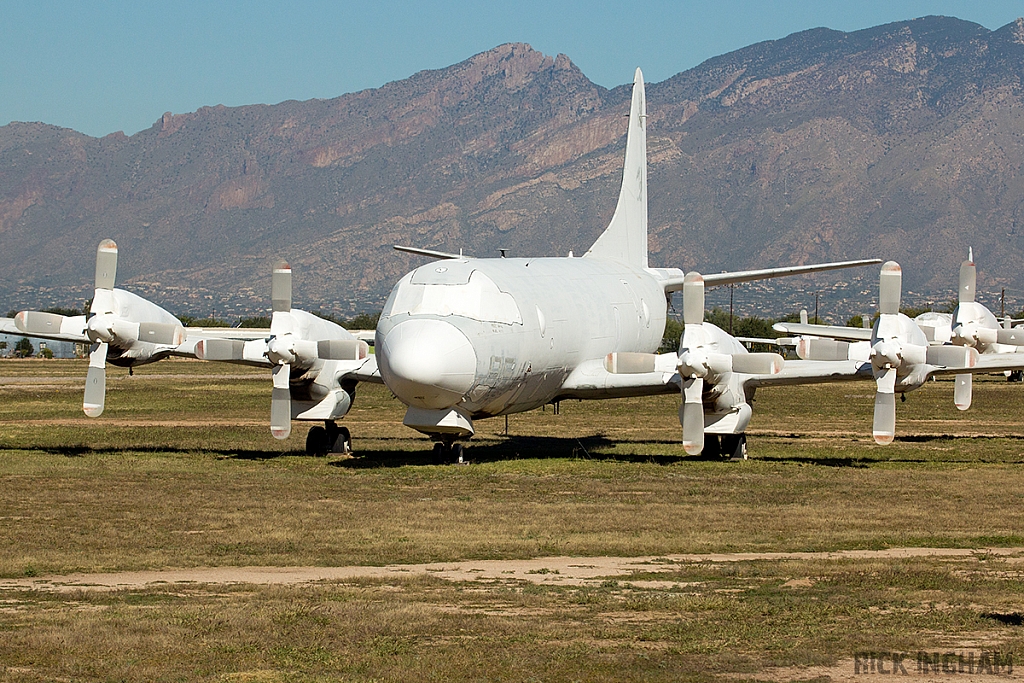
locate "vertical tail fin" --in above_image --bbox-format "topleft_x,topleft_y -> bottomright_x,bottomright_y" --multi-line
584,68 -> 647,268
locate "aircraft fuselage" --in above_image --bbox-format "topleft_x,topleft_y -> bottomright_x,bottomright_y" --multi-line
376,256 -> 675,426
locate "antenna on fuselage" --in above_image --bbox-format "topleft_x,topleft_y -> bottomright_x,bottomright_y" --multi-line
499,249 -> 508,258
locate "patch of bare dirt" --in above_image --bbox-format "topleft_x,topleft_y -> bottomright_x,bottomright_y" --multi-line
3,547 -> 1022,593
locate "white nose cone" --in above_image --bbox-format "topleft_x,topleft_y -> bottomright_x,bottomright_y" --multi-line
379,319 -> 477,409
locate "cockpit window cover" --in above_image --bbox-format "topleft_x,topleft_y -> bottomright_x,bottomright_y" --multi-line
388,270 -> 522,324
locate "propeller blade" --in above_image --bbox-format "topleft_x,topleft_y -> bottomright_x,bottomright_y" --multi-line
15,311 -> 66,335
317,339 -> 370,362
872,367 -> 897,445
954,373 -> 972,411
879,261 -> 902,316
272,261 -> 292,313
270,363 -> 291,439
83,342 -> 107,417
925,345 -> 976,368
682,272 -> 704,326
138,322 -> 185,346
94,239 -> 118,291
680,377 -> 704,455
797,338 -> 849,361
195,338 -> 246,361
996,327 -> 1024,346
730,352 -> 785,375
959,257 -> 976,304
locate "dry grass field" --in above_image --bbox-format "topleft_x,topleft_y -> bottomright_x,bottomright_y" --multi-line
2,358 -> 1024,681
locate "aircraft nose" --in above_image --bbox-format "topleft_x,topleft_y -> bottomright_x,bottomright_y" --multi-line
378,319 -> 477,409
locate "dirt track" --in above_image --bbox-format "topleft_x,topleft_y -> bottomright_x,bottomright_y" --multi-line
4,547 -> 1021,593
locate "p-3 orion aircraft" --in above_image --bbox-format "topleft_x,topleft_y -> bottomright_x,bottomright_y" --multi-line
7,69 -> 925,460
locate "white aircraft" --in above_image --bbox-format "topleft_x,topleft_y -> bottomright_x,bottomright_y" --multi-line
344,69 -> 887,460
5,69 -> 896,460
1,243 -> 368,455
774,256 -> 1024,443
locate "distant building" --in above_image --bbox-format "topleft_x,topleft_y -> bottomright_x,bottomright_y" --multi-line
0,333 -> 81,359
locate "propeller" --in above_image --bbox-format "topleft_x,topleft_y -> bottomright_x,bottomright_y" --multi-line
677,273 -> 707,455
675,272 -> 784,455
952,256 -> 974,410
869,261 -> 904,445
82,239 -> 119,417
194,261 -> 369,439
944,249 -> 1024,409
268,261 -> 296,439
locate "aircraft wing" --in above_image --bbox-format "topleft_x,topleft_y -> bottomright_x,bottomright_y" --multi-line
772,322 -> 873,341
557,358 -> 680,400
342,354 -> 384,385
944,352 -> 1024,375
0,317 -> 19,335
745,359 -> 871,387
184,327 -> 271,341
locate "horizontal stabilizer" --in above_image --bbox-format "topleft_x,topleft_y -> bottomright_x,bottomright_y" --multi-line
393,245 -> 463,260
663,259 -> 881,291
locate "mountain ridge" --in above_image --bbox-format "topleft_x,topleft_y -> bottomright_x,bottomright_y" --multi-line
3,17 -> 1024,319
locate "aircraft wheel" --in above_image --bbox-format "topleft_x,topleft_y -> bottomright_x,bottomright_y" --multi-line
721,434 -> 747,461
430,441 -> 465,464
701,434 -> 721,459
332,426 -> 352,454
305,425 -> 329,457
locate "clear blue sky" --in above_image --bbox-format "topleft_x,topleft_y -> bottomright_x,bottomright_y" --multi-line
1,1 -> 1021,138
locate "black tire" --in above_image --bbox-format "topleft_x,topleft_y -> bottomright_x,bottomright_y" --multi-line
305,425 -> 329,457
701,434 -> 721,459
333,426 -> 352,454
722,434 -> 748,461
452,443 -> 465,464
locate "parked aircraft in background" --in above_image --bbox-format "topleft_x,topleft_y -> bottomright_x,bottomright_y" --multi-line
18,69 -> 990,461
774,254 -> 1024,443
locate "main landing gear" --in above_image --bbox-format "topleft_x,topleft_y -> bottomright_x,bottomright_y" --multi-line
700,434 -> 747,461
305,421 -> 352,457
431,439 -> 466,464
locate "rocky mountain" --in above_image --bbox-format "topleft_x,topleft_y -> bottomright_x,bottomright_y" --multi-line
2,16 -> 1024,319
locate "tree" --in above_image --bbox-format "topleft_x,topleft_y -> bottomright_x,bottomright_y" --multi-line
237,316 -> 271,328
42,306 -> 84,316
345,312 -> 381,330
14,337 -> 33,358
178,315 -> 230,327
